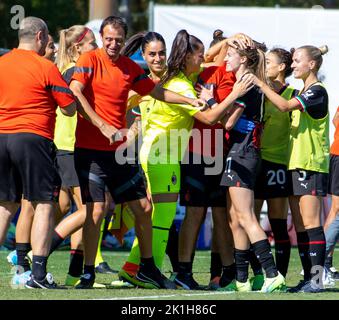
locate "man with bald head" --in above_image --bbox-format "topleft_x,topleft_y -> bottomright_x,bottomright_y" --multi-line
0,16 -> 76,289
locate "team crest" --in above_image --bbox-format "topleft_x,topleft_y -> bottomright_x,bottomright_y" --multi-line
171,172 -> 177,185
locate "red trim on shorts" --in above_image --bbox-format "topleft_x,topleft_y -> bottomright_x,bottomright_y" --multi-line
298,241 -> 326,245
275,239 -> 290,244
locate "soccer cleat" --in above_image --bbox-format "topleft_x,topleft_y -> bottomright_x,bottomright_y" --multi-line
217,279 -> 251,292
250,274 -> 265,291
287,280 -> 307,293
329,267 -> 339,280
74,273 -> 95,289
261,272 -> 286,293
291,280 -> 324,293
65,274 -> 80,286
174,272 -> 202,290
136,267 -> 177,289
169,272 -> 178,282
118,269 -> 138,287
25,273 -> 61,289
7,250 -> 32,266
110,280 -> 134,288
7,250 -> 17,266
206,276 -> 221,290
11,270 -> 31,288
95,261 -> 118,274
323,269 -> 335,288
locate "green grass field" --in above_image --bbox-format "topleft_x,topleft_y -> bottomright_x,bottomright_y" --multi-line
0,248 -> 338,300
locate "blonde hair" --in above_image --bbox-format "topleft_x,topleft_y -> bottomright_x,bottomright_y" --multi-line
56,25 -> 89,72
297,45 -> 329,72
237,47 -> 267,84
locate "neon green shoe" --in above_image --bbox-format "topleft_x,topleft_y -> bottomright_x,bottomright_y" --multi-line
65,274 -> 80,286
217,279 -> 251,292
261,272 -> 286,293
65,274 -> 106,288
118,269 -> 151,288
250,274 -> 264,291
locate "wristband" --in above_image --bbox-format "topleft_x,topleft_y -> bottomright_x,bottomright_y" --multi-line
207,98 -> 217,107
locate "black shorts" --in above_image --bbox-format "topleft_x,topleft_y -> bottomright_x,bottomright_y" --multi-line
0,133 -> 60,202
220,147 -> 261,190
254,159 -> 289,199
179,152 -> 226,207
55,150 -> 79,188
74,148 -> 147,204
290,169 -> 328,196
328,154 -> 339,196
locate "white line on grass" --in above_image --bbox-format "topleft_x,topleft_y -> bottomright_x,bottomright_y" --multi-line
95,291 -> 240,300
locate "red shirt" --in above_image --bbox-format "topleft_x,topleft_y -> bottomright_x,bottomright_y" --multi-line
189,63 -> 236,157
0,49 -> 74,140
72,48 -> 155,151
330,106 -> 339,155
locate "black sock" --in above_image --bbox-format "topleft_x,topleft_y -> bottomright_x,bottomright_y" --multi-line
234,249 -> 250,283
16,243 -> 31,272
68,249 -> 84,277
140,257 -> 157,271
219,263 -> 236,287
32,255 -> 48,281
306,227 -> 326,279
252,239 -> 278,278
270,219 -> 291,277
83,264 -> 95,278
210,252 -> 222,280
325,255 -> 333,270
166,223 -> 179,272
249,245 -> 263,275
297,231 -> 312,281
49,231 -> 64,255
178,261 -> 192,274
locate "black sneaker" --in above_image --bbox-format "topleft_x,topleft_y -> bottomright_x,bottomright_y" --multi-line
287,280 -> 324,293
75,273 -> 95,289
136,267 -> 177,289
95,262 -> 118,274
174,272 -> 202,290
287,280 -> 307,293
25,273 -> 61,289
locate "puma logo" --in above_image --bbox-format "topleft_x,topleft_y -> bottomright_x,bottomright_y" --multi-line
301,183 -> 308,189
228,174 -> 234,181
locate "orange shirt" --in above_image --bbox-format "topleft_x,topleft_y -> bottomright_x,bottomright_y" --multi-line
330,106 -> 339,155
0,49 -> 74,140
72,48 -> 155,151
188,63 -> 236,157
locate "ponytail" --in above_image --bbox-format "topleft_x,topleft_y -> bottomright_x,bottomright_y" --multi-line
161,29 -> 203,85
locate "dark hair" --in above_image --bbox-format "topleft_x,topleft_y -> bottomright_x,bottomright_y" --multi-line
269,48 -> 293,77
296,45 -> 328,72
121,31 -> 166,57
209,29 -> 226,48
161,29 -> 203,85
253,40 -> 268,53
100,16 -> 128,37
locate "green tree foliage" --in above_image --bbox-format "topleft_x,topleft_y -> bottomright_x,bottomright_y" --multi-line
0,0 -> 88,49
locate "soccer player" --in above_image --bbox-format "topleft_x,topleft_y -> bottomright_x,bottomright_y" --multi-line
0,17 -> 76,289
69,17 -> 206,289
324,106 -> 339,280
249,45 -> 330,293
253,48 -> 296,288
114,29 -> 252,289
201,42 -> 286,293
43,34 -> 57,62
